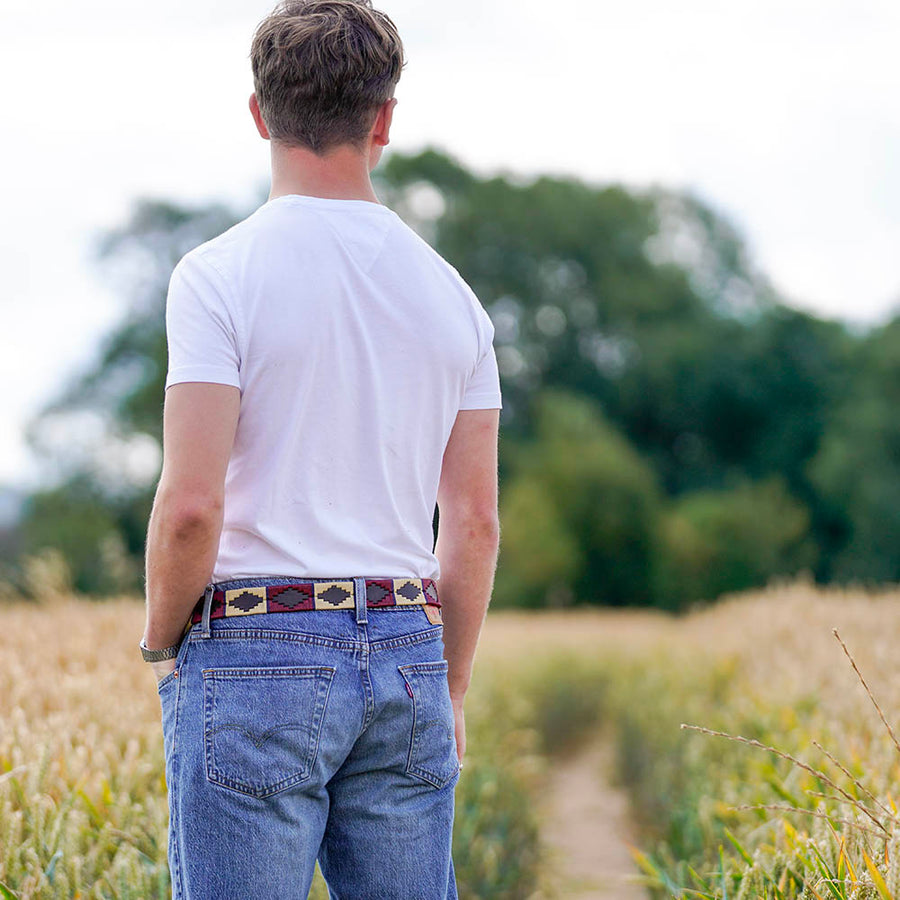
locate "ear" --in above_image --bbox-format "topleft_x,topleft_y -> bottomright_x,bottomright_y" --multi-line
371,97 -> 397,147
249,93 -> 270,140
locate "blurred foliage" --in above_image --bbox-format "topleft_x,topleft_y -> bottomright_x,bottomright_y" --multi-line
7,146 -> 898,608
807,318 -> 900,583
20,476 -> 126,595
494,389 -> 662,608
660,477 -> 818,609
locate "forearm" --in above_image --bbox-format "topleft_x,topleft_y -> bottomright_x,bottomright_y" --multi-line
143,486 -> 223,649
434,514 -> 500,700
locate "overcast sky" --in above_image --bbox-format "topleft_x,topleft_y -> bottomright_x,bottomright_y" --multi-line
2,0 -> 899,489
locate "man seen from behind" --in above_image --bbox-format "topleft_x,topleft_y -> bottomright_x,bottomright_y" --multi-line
140,1 -> 502,897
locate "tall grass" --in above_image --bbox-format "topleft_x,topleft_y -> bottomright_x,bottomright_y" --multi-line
7,582 -> 900,898
596,582 -> 900,898
457,582 -> 900,899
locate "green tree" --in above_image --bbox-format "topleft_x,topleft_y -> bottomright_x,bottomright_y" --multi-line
808,317 -> 900,582
491,477 -> 581,609
18,474 -> 139,595
495,389 -> 663,608
659,476 -> 817,607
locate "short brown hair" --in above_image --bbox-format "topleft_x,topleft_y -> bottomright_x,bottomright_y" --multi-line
250,0 -> 406,154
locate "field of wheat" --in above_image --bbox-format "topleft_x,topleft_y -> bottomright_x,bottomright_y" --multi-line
3,581 -> 900,898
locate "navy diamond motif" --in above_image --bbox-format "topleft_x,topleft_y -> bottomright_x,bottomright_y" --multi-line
231,591 -> 264,612
269,587 -> 311,610
397,581 -> 422,602
321,585 -> 351,606
367,583 -> 392,605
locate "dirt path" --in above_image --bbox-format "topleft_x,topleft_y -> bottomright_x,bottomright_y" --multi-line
537,731 -> 650,899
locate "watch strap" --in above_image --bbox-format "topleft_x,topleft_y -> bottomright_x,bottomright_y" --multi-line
140,637 -> 181,663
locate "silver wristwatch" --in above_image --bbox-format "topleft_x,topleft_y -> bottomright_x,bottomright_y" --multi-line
139,637 -> 181,663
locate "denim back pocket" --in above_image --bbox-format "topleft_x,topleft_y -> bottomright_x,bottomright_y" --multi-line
398,660 -> 460,789
202,665 -> 335,798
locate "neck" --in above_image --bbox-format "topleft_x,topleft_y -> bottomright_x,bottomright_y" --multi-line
268,141 -> 382,204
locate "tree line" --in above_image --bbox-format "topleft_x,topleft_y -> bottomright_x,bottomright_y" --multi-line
4,148 -> 898,610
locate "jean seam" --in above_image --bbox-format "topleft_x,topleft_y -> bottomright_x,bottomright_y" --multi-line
168,639 -> 189,899
189,630 -> 363,651
186,626 -> 443,654
371,629 -> 445,654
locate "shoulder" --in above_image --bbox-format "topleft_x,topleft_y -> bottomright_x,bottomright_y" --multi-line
393,218 -> 493,325
417,240 -> 495,348
174,201 -> 292,284
167,226 -> 250,328
181,213 -> 254,273
169,244 -> 234,311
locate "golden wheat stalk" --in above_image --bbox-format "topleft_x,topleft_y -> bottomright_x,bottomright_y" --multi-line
0,765 -> 28,785
680,723 -> 890,835
832,628 -> 900,758
811,739 -> 895,822
805,788 -> 894,833
730,803 -> 886,839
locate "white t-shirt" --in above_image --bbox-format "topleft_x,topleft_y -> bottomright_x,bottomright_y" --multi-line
164,193 -> 502,582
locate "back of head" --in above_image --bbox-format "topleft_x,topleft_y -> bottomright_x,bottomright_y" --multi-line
250,0 -> 406,155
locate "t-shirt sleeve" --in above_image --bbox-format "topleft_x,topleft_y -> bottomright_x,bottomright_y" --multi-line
164,253 -> 242,391
460,307 -> 503,410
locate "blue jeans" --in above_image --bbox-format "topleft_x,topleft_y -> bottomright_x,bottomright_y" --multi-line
157,576 -> 461,899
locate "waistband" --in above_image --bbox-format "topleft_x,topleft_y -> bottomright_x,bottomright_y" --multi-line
189,577 -> 440,625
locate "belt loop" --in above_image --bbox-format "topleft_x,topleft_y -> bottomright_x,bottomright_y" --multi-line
200,583 -> 214,639
354,577 -> 368,625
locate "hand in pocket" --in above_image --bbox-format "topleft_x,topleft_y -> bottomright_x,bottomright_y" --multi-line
450,693 -> 466,766
152,658 -> 178,683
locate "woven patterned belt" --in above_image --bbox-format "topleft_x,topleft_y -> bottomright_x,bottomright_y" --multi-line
189,577 -> 441,625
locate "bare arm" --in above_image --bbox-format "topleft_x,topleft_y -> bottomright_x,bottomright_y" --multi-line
435,408 -> 501,702
143,382 -> 240,656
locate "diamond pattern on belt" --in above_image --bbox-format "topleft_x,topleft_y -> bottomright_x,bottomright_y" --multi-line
225,587 -> 267,616
189,577 -> 440,624
314,581 -> 354,609
394,579 -> 423,604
